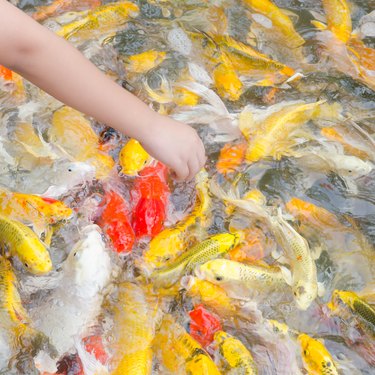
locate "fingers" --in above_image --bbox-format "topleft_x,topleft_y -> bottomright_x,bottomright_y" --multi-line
173,161 -> 189,182
187,154 -> 201,181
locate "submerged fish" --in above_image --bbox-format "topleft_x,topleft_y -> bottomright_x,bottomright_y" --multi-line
0,256 -> 51,372
0,190 -> 72,238
189,305 -> 222,348
119,139 -> 153,176
216,142 -> 247,175
125,50 -> 167,74
214,330 -> 258,374
150,232 -> 239,289
0,214 -> 52,274
110,282 -> 157,375
240,100 -> 334,163
195,259 -> 290,299
31,225 -> 111,357
154,314 -> 221,374
242,0 -> 304,48
298,333 -> 338,375
143,169 -> 210,269
56,1 -> 139,40
96,190 -> 135,254
181,276 -> 236,317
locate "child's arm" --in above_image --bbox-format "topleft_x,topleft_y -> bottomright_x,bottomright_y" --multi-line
0,0 -> 205,181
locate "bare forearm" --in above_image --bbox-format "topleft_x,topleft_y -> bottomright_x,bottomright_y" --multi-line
0,0 -> 156,140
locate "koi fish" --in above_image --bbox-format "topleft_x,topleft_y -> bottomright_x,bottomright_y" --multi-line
33,0 -> 101,22
96,190 -> 135,253
109,282 -> 157,375
189,305 -> 222,348
216,142 -> 247,175
213,60 -> 243,102
239,100 -> 332,163
242,0 -> 305,49
31,225 -> 111,357
0,65 -> 12,81
214,330 -> 258,374
50,106 -> 115,179
154,314 -> 221,374
118,139 -> 153,176
195,259 -> 290,299
0,189 -> 72,239
311,0 -> 352,43
143,169 -> 210,269
150,232 -> 239,289
298,333 -> 338,375
0,214 -> 52,274
126,50 -> 167,74
0,256 -> 52,372
56,1 -> 139,40
181,276 -> 236,317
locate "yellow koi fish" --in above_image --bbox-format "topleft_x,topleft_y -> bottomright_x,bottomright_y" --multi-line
298,333 -> 338,375
118,139 -> 152,176
240,100 -> 332,163
214,330 -> 258,374
0,215 -> 52,274
181,276 -> 236,317
110,282 -> 157,375
126,50 -> 166,74
56,1 -> 139,40
0,190 -> 72,239
0,256 -> 52,362
143,169 -> 210,269
270,210 -> 321,310
242,0 -> 304,48
50,106 -> 115,178
312,0 -> 352,43
154,314 -> 221,374
195,259 -> 290,298
150,232 -> 239,289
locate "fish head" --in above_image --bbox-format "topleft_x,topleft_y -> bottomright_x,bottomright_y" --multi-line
41,198 -> 73,221
327,289 -> 356,312
213,330 -> 228,345
18,239 -> 53,275
293,280 -> 316,310
64,225 -> 111,295
119,139 -> 151,176
338,156 -> 373,177
195,259 -> 234,285
298,334 -> 338,375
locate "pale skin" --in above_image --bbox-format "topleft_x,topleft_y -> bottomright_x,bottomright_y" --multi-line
0,0 -> 206,181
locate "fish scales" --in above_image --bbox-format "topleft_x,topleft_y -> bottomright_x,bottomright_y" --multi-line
0,215 -> 52,274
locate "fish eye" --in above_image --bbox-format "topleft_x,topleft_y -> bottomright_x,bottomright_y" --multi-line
68,168 -> 72,172
73,252 -> 77,257
216,276 -> 223,281
304,350 -> 308,356
24,263 -> 29,268
348,170 -> 352,173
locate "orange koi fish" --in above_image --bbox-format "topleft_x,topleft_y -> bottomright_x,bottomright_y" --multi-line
216,142 -> 247,175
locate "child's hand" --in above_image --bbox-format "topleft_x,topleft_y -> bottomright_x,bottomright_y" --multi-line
140,114 -> 206,181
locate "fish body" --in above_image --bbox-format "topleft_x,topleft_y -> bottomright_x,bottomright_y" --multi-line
328,290 -> 375,338
143,169 -> 210,268
321,0 -> 352,43
56,1 -> 139,40
243,101 -> 326,163
110,282 -> 156,375
213,61 -> 243,102
189,305 -> 222,348
31,225 -> 111,357
126,51 -> 166,74
119,139 -> 152,176
298,334 -> 338,375
182,276 -> 236,316
0,65 -> 12,81
242,0 -> 304,48
50,106 -> 114,179
285,198 -> 346,233
150,232 -> 239,288
217,142 -> 246,175
195,259 -> 289,298
154,314 -> 220,374
0,215 -> 52,274
270,212 -> 318,310
214,330 -> 258,374
96,190 -> 135,253
0,190 -> 72,236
